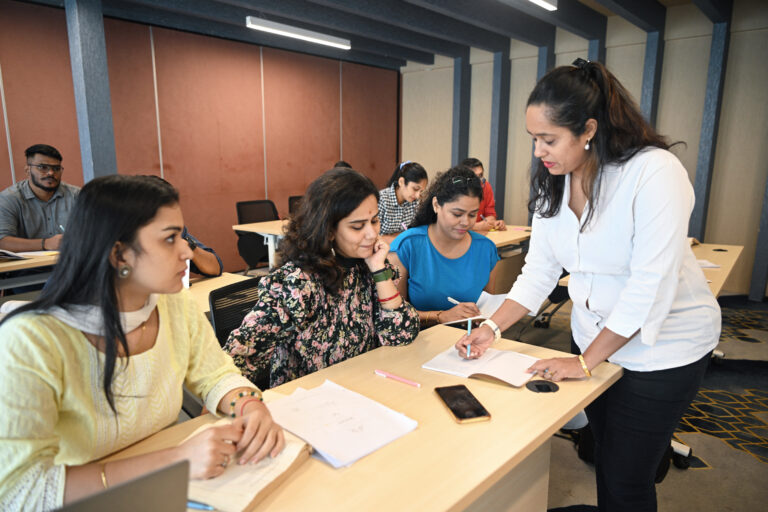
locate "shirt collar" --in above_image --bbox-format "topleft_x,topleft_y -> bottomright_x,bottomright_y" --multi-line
20,179 -> 65,202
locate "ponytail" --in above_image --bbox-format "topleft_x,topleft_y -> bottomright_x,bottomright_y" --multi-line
527,58 -> 674,230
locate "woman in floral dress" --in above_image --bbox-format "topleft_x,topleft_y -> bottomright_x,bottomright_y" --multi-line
225,168 -> 420,389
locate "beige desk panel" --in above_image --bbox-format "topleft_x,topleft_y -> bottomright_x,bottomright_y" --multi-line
692,243 -> 743,297
0,252 -> 58,272
484,225 -> 531,249
108,325 -> 621,511
232,219 -> 288,236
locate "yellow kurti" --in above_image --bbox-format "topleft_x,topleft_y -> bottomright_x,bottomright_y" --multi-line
0,290 -> 253,510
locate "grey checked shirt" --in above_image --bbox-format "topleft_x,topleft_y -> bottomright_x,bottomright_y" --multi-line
0,180 -> 80,240
378,184 -> 419,235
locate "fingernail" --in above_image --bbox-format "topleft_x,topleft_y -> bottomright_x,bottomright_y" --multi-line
239,458 -> 245,465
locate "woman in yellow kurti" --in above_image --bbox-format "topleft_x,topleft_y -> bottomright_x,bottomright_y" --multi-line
0,175 -> 284,510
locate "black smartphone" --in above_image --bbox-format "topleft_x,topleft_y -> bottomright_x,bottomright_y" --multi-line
434,384 -> 491,423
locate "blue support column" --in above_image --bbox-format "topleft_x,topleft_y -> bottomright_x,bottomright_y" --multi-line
530,44 -> 555,224
641,30 -> 664,127
689,20 -> 730,241
749,175 -> 768,301
588,39 -> 606,64
489,49 -> 510,220
451,52 -> 471,166
65,0 -> 117,181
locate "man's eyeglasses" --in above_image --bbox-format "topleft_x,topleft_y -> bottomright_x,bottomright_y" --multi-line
28,163 -> 64,173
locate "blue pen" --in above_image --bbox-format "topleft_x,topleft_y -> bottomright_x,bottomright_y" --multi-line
187,499 -> 215,510
466,319 -> 472,357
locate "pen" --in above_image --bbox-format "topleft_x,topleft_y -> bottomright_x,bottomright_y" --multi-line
401,222 -> 408,231
187,499 -> 215,510
59,224 -> 65,232
374,369 -> 421,388
466,319 -> 472,357
447,296 -> 460,306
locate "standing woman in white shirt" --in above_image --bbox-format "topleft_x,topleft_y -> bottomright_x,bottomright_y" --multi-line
457,58 -> 720,512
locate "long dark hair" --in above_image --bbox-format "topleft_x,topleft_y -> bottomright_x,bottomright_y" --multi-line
385,161 -> 428,189
527,59 -> 672,229
412,166 -> 483,227
281,168 -> 379,293
0,175 -> 179,413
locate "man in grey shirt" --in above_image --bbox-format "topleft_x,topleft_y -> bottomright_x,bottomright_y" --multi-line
0,144 -> 79,252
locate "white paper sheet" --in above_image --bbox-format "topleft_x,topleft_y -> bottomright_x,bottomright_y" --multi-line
423,347 -> 539,387
267,380 -> 418,468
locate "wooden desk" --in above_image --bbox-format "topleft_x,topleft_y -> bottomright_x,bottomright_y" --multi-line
232,220 -> 288,269
0,252 -> 59,290
188,272 -> 253,314
484,225 -> 531,250
108,325 -> 622,511
557,242 -> 744,298
691,243 -> 743,297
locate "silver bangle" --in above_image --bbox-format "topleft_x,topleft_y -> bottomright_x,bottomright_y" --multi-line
480,319 -> 501,341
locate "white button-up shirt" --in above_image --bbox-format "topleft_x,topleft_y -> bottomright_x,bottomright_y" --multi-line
508,148 -> 720,371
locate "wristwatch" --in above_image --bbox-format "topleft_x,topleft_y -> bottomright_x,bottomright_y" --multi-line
183,234 -> 197,251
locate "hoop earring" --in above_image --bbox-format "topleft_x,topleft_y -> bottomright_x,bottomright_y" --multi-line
118,265 -> 131,279
585,139 -> 591,151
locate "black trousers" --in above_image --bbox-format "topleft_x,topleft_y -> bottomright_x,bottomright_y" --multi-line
584,352 -> 711,512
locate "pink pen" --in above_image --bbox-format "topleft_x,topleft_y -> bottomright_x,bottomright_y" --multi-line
374,369 -> 421,388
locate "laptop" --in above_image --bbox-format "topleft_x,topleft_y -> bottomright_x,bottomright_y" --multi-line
57,460 -> 189,512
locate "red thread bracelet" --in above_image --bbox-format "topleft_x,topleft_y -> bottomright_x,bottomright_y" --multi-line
377,291 -> 400,303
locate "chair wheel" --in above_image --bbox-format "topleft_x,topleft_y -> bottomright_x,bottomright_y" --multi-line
672,452 -> 691,469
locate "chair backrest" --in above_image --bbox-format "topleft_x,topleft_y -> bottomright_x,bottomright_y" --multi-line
209,277 -> 262,347
236,199 -> 279,224
288,195 -> 303,215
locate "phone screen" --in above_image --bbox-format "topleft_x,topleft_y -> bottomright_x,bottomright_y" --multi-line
435,385 -> 491,423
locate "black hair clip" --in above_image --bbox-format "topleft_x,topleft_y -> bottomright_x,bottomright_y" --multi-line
572,57 -> 590,69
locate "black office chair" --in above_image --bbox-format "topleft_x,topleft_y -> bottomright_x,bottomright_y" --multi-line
235,200 -> 279,274
208,276 -> 269,390
288,195 -> 303,215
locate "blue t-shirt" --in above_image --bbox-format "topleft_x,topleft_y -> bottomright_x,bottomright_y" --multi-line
390,225 -> 499,311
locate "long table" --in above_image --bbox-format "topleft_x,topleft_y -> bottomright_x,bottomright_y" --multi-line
232,220 -> 532,270
0,252 -> 59,291
107,324 -> 622,511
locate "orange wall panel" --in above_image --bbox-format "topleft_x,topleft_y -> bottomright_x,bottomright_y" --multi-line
104,18 -> 159,177
262,48 -> 340,218
153,28 -> 265,272
341,62 -> 399,189
0,0 -> 83,187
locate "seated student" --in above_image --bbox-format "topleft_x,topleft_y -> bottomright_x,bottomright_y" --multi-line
388,166 -> 500,327
377,161 -> 428,243
182,227 -> 223,277
460,157 -> 507,232
225,168 -> 420,389
0,144 -> 79,252
333,160 -> 352,169
0,175 -> 283,509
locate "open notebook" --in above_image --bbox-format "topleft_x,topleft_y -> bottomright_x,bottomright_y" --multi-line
182,420 -> 311,512
441,292 -> 507,325
423,347 -> 539,387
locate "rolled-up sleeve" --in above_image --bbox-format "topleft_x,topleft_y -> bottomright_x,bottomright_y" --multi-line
506,215 -> 563,313
604,159 -> 694,345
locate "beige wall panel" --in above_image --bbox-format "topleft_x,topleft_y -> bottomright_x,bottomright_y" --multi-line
606,14 -> 647,47
468,59 -> 492,170
732,0 -> 768,31
504,56 -> 539,226
555,28 -> 589,55
704,27 -> 768,294
400,59 -> 453,178
665,4 -> 713,40
605,44 -> 645,105
655,36 -> 711,182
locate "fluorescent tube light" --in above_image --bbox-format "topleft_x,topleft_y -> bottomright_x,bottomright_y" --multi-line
246,16 -> 351,50
527,0 -> 558,11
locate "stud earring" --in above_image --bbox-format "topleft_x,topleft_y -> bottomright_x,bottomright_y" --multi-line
118,265 -> 131,278
331,247 -> 336,257
584,139 -> 591,151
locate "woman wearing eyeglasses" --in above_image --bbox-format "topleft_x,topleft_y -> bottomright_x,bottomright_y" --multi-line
388,166 -> 500,327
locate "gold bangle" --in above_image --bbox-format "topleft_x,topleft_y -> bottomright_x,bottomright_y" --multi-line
578,355 -> 592,378
424,311 -> 432,325
436,311 -> 442,324
100,464 -> 109,489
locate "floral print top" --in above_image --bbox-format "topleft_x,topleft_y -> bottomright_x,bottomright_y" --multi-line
224,260 -> 420,388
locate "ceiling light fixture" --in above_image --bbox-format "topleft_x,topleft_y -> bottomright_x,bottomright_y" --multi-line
245,16 -> 351,50
527,0 -> 558,11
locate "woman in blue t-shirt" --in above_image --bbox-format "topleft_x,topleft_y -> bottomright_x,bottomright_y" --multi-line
389,166 -> 499,327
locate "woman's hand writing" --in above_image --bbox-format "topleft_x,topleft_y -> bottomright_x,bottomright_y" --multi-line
455,324 -> 495,359
174,422 -> 241,479
439,302 -> 481,324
